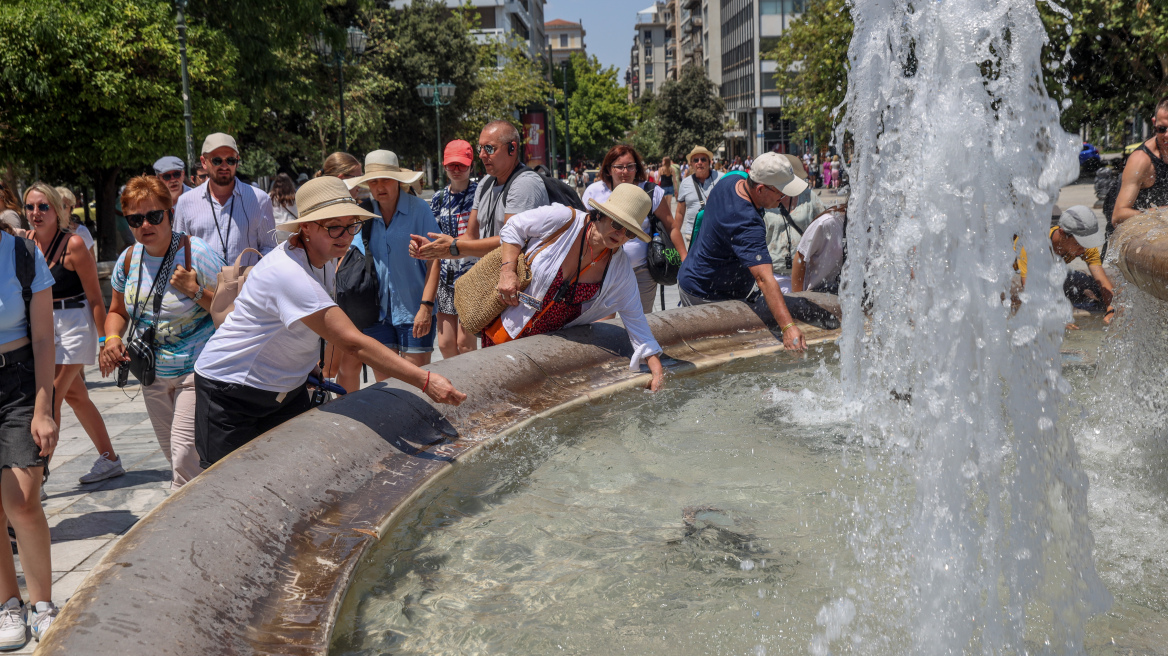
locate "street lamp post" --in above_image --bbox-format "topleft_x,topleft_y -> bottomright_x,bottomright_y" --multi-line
312,27 -> 368,152
561,61 -> 572,172
416,80 -> 457,189
175,0 -> 195,172
546,94 -> 558,177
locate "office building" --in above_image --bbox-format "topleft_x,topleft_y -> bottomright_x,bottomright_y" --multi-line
545,19 -> 586,65
628,3 -> 668,102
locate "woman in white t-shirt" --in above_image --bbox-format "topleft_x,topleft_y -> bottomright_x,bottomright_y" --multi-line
268,173 -> 298,244
580,145 -> 676,314
193,177 -> 466,468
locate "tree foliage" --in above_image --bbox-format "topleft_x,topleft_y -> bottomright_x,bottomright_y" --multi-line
655,64 -> 725,161
766,0 -> 852,149
627,90 -> 664,162
555,53 -> 635,161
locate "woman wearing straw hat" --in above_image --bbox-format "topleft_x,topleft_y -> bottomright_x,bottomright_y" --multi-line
344,151 -> 441,371
488,184 -> 666,391
193,177 -> 465,468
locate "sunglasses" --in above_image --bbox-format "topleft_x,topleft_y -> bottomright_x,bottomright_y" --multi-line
445,163 -> 469,172
125,209 -> 170,228
1156,126 -> 1168,134
602,215 -> 637,239
24,203 -> 50,213
208,157 -> 241,167
692,157 -> 710,163
322,222 -> 364,238
159,170 -> 183,182
477,143 -> 510,156
611,164 -> 637,172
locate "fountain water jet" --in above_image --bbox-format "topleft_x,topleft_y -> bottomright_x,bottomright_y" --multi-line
829,0 -> 1111,652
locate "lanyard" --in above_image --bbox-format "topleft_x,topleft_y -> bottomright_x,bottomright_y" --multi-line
205,188 -> 236,260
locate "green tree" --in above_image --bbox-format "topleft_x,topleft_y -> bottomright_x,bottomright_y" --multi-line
654,64 -> 725,160
0,0 -> 240,258
555,53 -> 635,162
766,0 -> 852,148
627,90 -> 663,162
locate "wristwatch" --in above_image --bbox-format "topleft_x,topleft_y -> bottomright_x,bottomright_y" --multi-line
449,239 -> 460,257
192,286 -> 205,302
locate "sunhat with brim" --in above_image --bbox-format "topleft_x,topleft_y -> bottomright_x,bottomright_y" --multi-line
277,176 -> 376,232
687,146 -> 715,163
345,150 -> 424,189
587,183 -> 652,243
1058,205 -> 1105,250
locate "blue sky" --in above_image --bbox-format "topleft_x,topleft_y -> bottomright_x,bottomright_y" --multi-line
544,0 -> 643,81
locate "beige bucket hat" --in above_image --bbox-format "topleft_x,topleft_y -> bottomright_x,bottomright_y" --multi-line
345,150 -> 424,189
586,183 -> 652,242
277,176 -> 376,232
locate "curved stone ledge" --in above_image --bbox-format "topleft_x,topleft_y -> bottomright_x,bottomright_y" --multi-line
1113,209 -> 1168,302
40,301 -> 839,655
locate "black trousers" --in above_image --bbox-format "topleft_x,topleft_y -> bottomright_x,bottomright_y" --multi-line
194,373 -> 311,469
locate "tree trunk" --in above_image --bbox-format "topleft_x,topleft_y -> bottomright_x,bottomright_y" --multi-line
94,166 -> 121,262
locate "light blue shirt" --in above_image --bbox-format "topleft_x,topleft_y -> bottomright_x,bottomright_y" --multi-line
0,233 -> 55,344
173,178 -> 276,265
356,193 -> 440,326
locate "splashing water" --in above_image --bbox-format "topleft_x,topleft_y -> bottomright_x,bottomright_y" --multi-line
826,0 -> 1111,653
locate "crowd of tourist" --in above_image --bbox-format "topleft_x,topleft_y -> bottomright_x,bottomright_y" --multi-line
0,102 -> 1141,646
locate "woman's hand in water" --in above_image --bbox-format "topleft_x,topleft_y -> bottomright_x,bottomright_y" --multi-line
423,372 -> 466,406
645,354 -> 666,392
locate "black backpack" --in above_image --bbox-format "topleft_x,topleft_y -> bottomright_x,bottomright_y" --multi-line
642,181 -> 680,285
335,222 -> 380,330
12,235 -> 37,340
478,163 -> 587,215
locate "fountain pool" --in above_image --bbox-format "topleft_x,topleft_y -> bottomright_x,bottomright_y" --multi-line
330,323 -> 1166,655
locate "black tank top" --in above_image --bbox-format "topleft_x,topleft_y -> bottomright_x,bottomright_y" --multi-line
1135,144 -> 1168,210
660,172 -> 674,187
45,230 -> 85,300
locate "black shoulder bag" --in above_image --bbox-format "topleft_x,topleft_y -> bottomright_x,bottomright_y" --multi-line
643,181 -> 681,286
335,220 -> 380,330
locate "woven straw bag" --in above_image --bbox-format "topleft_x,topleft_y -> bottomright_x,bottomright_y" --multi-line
454,212 -> 575,334
209,248 -> 262,328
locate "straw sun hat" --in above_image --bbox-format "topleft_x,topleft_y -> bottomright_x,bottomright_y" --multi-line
276,176 -> 376,232
586,183 -> 652,242
345,150 -> 424,190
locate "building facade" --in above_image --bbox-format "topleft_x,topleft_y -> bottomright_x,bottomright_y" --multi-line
389,0 -> 546,61
628,4 -> 668,102
544,18 -> 586,65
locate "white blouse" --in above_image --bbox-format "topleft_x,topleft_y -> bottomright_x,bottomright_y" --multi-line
498,204 -> 663,371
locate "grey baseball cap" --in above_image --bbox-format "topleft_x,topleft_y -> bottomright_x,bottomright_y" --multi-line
1058,205 -> 1105,250
201,132 -> 239,155
153,155 -> 184,175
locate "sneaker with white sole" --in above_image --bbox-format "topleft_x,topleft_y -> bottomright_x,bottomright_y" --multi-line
28,601 -> 57,642
78,453 -> 124,484
0,597 -> 26,651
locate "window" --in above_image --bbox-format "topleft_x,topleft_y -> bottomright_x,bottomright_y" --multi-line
560,34 -> 568,47
645,30 -> 653,42
759,37 -> 780,53
760,0 -> 804,14
646,82 -> 654,92
646,63 -> 654,78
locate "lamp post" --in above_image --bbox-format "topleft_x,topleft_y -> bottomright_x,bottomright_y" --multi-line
546,94 -> 559,177
175,0 -> 195,173
416,80 -> 457,189
560,60 -> 572,172
312,26 -> 368,152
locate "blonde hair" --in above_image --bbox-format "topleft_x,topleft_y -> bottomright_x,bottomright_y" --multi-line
55,186 -> 77,209
24,182 -> 70,230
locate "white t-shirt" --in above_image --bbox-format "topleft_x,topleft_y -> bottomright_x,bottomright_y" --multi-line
73,223 -> 95,250
580,181 -> 664,269
796,211 -> 845,292
195,242 -> 336,392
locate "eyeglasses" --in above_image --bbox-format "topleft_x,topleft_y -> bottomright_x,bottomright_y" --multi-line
125,209 -> 169,228
1156,125 -> 1168,134
208,157 -> 241,167
322,222 -> 364,238
159,171 -> 183,182
605,216 -> 637,239
24,203 -> 50,213
692,157 -> 710,164
477,144 -> 505,156
610,164 -> 637,172
444,163 -> 469,172
193,171 -> 208,180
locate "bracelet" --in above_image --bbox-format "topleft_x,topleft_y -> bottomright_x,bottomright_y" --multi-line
420,300 -> 434,307
500,261 -> 515,267
106,335 -> 123,343
99,336 -> 106,344
780,322 -> 796,332
422,371 -> 431,394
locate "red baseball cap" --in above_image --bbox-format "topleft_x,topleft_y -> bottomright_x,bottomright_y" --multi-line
443,140 -> 474,167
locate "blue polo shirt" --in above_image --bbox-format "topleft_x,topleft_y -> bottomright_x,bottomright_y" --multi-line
357,193 -> 440,326
677,174 -> 771,301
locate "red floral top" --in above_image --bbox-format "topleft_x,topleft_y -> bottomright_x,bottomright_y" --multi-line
483,269 -> 602,346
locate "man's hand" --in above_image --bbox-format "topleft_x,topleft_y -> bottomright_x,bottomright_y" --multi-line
782,324 -> 807,351
170,265 -> 200,297
410,233 -> 454,260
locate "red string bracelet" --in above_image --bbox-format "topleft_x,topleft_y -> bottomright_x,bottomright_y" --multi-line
422,371 -> 431,394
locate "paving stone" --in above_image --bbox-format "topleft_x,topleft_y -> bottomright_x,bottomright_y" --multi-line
49,512 -> 139,541
16,538 -> 107,573
57,488 -> 168,515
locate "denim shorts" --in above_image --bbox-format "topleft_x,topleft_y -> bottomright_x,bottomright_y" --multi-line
0,346 -> 48,473
363,319 -> 436,354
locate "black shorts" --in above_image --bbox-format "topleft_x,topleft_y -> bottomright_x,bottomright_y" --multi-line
194,373 -> 311,469
0,346 -> 48,473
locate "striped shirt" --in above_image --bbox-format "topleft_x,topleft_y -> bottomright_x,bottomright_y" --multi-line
173,178 -> 276,265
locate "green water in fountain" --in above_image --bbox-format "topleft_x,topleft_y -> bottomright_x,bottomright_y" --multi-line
330,326 -> 1166,655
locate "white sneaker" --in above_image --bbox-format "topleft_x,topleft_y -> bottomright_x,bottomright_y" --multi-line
28,601 -> 57,642
0,597 -> 26,651
78,453 -> 125,484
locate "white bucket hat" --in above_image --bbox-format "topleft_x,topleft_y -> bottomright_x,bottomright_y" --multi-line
345,150 -> 424,189
277,177 -> 376,232
586,183 -> 652,242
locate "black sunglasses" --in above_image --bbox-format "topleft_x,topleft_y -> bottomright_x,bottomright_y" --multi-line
1156,125 -> 1168,134
24,203 -> 50,213
159,170 -> 183,182
477,143 -> 510,156
125,209 -> 170,228
322,222 -> 364,238
209,157 -> 240,167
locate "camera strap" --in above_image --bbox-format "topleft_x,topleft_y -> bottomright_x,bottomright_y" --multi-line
127,235 -> 179,344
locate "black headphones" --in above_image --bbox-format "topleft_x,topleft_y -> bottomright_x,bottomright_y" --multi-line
507,141 -> 516,155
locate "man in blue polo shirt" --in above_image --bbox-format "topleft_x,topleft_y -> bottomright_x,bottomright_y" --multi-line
677,152 -> 808,351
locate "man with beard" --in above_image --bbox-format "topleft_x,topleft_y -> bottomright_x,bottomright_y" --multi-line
173,133 -> 275,264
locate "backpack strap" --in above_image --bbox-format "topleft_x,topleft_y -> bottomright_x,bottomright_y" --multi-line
121,246 -> 134,278
13,236 -> 37,340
